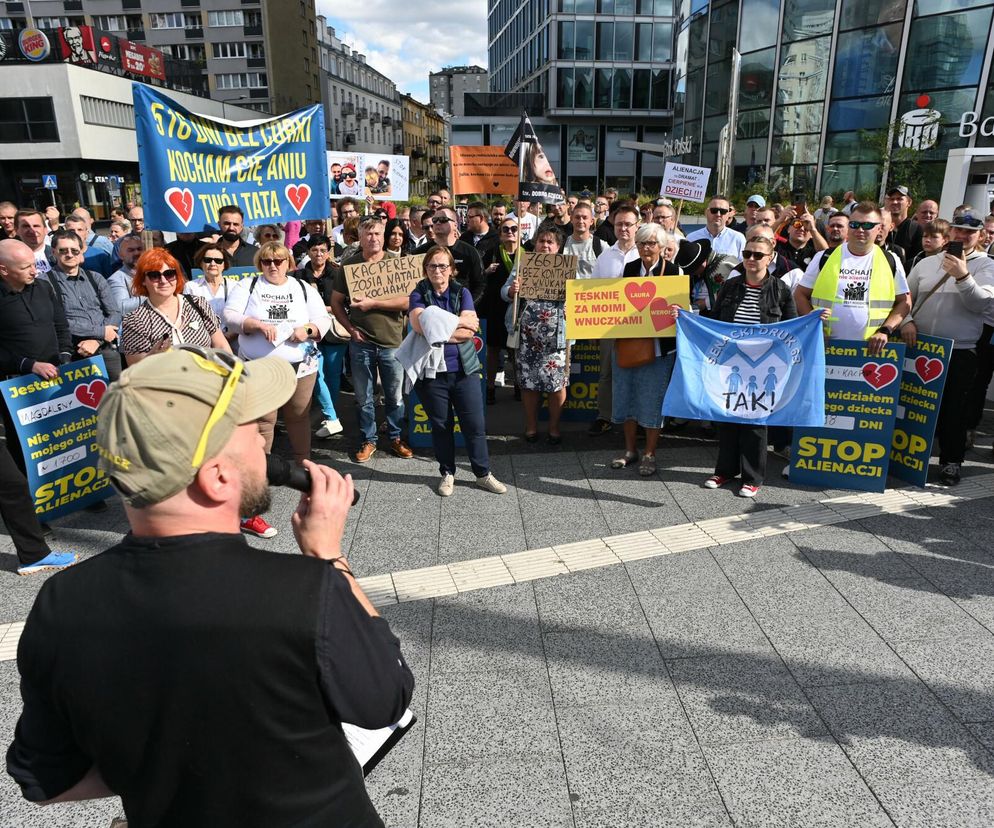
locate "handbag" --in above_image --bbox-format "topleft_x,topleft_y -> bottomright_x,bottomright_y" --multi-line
615,337 -> 655,368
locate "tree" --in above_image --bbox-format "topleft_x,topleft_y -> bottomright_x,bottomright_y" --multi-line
860,118 -> 930,203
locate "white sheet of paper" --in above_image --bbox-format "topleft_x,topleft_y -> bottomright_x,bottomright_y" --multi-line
343,708 -> 415,770
271,320 -> 296,348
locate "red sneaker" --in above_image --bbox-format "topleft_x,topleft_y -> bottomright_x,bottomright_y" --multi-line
241,515 -> 277,538
703,475 -> 731,489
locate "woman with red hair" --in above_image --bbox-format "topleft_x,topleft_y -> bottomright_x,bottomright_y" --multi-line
119,247 -> 230,365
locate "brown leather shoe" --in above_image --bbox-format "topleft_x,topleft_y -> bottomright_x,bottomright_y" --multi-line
355,442 -> 377,463
390,438 -> 413,459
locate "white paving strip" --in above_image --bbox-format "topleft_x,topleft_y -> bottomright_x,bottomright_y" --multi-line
1,475 -> 993,662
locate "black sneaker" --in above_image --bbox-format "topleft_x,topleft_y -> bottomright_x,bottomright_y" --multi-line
587,418 -> 612,436
939,462 -> 961,486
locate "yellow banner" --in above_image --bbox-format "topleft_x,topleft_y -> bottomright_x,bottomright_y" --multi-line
565,276 -> 690,339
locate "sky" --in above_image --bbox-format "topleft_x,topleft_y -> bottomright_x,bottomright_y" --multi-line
315,0 -> 489,104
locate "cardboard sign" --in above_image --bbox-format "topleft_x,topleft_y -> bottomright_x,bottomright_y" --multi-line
449,146 -> 519,196
344,255 -> 424,301
0,357 -> 113,520
661,162 -> 711,202
565,276 -> 690,340
790,340 -> 905,493
518,252 -> 577,301
889,333 -> 952,487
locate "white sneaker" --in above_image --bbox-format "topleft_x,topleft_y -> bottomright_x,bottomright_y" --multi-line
316,418 -> 344,438
494,371 -> 506,387
438,474 -> 455,497
476,473 -> 507,494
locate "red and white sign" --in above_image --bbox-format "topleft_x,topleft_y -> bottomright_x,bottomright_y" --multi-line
120,39 -> 165,80
661,162 -> 711,203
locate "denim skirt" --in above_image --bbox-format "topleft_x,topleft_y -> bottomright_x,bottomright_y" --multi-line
611,351 -> 676,429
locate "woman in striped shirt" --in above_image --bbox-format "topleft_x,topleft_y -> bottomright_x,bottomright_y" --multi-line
704,233 -> 796,498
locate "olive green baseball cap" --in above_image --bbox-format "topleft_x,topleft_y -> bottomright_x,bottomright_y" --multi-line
96,348 -> 296,507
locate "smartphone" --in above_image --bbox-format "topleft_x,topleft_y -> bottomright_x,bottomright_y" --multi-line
946,241 -> 964,258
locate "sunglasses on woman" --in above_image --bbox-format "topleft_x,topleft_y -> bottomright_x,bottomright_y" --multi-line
201,256 -> 225,265
259,258 -> 286,267
501,226 -> 518,234
146,269 -> 178,282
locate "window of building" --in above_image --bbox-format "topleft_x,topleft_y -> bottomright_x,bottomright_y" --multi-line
0,97 -> 58,142
781,0 -> 835,42
615,22 -> 634,61
595,68 -> 613,108
35,16 -> 83,28
212,42 -> 265,58
635,23 -> 653,61
93,15 -> 141,31
163,44 -> 206,63
209,10 -> 242,26
838,0 -> 905,29
708,0 -> 738,64
150,13 -> 200,30
216,72 -> 267,89
777,35 -> 831,104
914,0 -> 988,16
596,22 -> 614,60
739,0 -> 781,52
575,20 -> 594,60
0,18 -> 26,29
575,67 -> 594,107
558,21 -> 575,59
831,25 -> 901,98
652,22 -> 673,61
613,68 -> 632,108
827,96 -> 891,132
903,7 -> 993,92
771,133 -> 821,165
774,101 -> 824,135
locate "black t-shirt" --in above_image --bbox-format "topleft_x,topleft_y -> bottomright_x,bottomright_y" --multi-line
413,238 -> 484,304
7,532 -> 413,827
776,238 -> 817,271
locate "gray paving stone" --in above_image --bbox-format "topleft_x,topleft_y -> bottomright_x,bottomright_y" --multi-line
766,626 -> 914,687
807,681 -> 994,786
430,585 -> 546,676
819,572 -> 991,643
420,755 -> 574,828
868,776 -> 994,828
424,668 -> 559,760
794,524 -> 921,580
966,721 -> 994,752
668,654 -> 828,744
705,736 -> 893,828
363,713 -> 425,828
558,704 -> 729,828
534,565 -> 648,634
543,630 -> 676,708
890,636 -> 994,723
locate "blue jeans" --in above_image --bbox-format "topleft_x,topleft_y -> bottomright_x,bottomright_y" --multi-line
416,371 -> 489,477
351,340 -> 404,443
314,343 -> 347,420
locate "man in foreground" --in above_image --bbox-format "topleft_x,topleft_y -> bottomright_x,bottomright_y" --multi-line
6,347 -> 414,826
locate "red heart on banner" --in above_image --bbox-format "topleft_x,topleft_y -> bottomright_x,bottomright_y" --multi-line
285,183 -> 312,214
164,187 -> 194,226
75,380 -> 107,410
861,362 -> 898,390
624,280 -> 655,312
914,356 -> 943,384
648,298 -> 681,332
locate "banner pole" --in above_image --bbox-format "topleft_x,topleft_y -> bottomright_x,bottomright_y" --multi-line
675,199 -> 684,225
511,132 -> 528,331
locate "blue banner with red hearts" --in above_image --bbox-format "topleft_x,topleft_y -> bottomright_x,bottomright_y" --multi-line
0,356 -> 113,520
889,333 -> 953,487
790,340 -> 905,493
133,84 -> 328,233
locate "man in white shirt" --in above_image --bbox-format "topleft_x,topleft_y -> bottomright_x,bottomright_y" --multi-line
588,203 -> 641,436
686,196 -> 746,258
330,197 -> 360,247
514,199 -> 538,243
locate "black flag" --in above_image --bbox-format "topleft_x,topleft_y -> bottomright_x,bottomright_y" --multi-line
503,113 -> 564,205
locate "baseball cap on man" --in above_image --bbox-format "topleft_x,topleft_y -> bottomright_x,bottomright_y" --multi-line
746,194 -> 766,208
96,347 -> 296,507
886,185 -> 910,197
949,211 -> 984,230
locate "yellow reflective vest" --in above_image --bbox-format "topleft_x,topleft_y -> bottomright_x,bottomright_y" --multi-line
809,245 -> 896,339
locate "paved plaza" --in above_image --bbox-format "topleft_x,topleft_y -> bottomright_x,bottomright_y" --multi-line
3,397 -> 994,827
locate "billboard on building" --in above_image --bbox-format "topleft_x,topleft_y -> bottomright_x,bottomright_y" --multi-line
120,38 -> 166,81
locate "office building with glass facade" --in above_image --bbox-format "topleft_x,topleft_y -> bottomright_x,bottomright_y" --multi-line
480,0 -> 994,199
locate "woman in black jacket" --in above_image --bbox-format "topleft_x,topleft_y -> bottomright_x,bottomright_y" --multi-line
704,234 -> 796,498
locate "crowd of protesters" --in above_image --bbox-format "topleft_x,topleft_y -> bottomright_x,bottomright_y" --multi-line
1,184 -> 994,564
